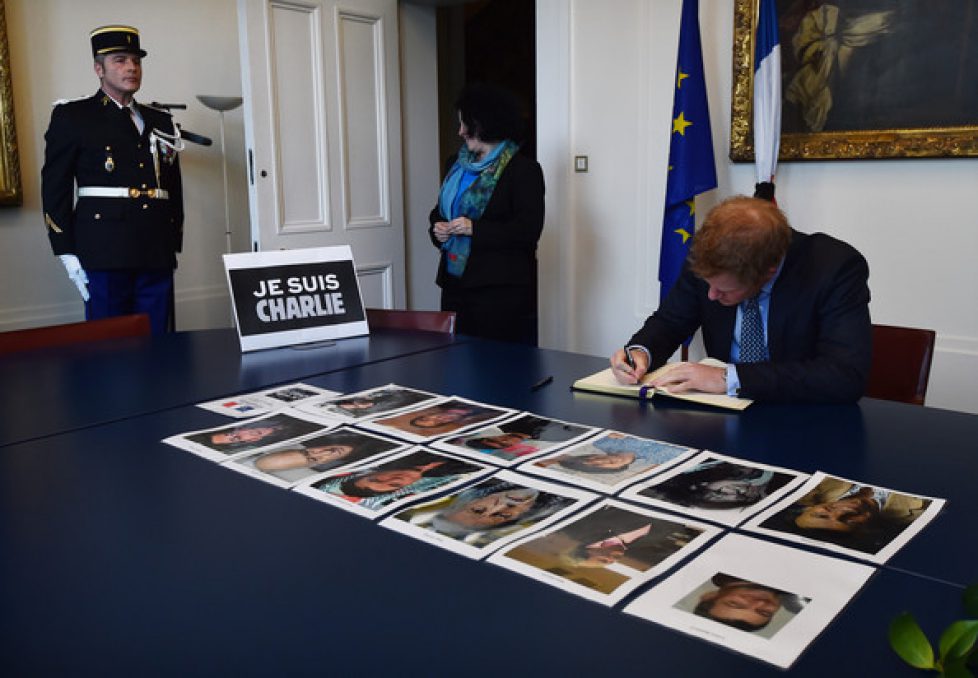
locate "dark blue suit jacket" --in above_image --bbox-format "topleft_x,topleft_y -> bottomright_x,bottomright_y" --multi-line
629,229 -> 872,403
42,90 -> 184,271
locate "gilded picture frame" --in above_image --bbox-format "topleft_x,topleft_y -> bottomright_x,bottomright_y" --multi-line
730,0 -> 978,161
0,0 -> 21,204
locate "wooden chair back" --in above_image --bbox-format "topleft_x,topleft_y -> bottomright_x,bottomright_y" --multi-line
0,314 -> 152,355
865,323 -> 936,406
365,308 -> 456,334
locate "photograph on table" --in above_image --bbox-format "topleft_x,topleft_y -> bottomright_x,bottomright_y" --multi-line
429,412 -> 599,466
619,451 -> 807,526
292,447 -> 492,518
520,430 -> 697,493
163,410 -> 332,461
623,533 -> 874,669
197,383 -> 341,418
743,471 -> 945,564
356,396 -> 515,443
220,426 -> 408,488
294,383 -> 441,423
381,470 -> 597,559
489,499 -> 720,606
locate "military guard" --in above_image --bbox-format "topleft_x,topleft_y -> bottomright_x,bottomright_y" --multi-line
42,25 -> 184,334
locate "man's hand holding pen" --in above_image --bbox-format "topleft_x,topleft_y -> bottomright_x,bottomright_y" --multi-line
611,345 -> 648,384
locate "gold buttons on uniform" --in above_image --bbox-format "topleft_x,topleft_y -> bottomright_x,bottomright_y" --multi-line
95,213 -> 101,220
142,204 -> 149,210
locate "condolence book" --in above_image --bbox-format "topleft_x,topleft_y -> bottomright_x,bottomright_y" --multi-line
572,359 -> 752,411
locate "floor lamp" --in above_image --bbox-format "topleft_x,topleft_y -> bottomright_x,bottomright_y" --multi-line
196,95 -> 243,326
196,95 -> 243,256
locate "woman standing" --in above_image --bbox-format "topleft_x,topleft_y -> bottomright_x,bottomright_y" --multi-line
429,83 -> 545,345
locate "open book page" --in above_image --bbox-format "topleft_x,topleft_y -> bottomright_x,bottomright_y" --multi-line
572,358 -> 752,411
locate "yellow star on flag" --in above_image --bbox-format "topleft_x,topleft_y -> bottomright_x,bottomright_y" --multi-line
677,70 -> 689,89
685,199 -> 696,215
673,112 -> 693,136
675,227 -> 692,244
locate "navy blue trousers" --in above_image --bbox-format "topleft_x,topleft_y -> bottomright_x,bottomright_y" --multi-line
85,269 -> 174,334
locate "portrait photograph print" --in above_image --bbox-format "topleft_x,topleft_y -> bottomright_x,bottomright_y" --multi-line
522,431 -> 697,493
619,451 -> 807,527
743,471 -> 945,564
197,382 -> 340,419
624,534 -> 874,669
163,410 -> 332,461
220,426 -> 407,488
292,447 -> 491,518
489,499 -> 720,606
429,412 -> 599,467
294,383 -> 440,423
381,470 -> 596,560
356,396 -> 514,443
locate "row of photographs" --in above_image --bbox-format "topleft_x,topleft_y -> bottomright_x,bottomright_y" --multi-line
166,382 -> 940,668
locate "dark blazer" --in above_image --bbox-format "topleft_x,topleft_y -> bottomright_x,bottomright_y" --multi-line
428,152 -> 545,289
42,90 -> 184,270
629,229 -> 872,403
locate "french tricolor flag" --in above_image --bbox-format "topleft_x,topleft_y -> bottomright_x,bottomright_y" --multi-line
753,0 -> 781,200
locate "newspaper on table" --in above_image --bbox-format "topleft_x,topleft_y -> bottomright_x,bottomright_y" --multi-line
618,451 -> 808,527
381,470 -> 598,559
490,499 -> 720,606
519,430 -> 697,494
294,384 -> 441,423
163,409 -> 335,462
355,396 -> 515,443
292,447 -> 493,518
220,426 -> 408,488
743,471 -> 945,564
429,412 -> 599,467
623,533 -> 875,669
197,383 -> 341,418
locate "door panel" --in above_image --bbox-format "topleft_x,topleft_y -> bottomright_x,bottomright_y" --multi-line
238,0 -> 405,308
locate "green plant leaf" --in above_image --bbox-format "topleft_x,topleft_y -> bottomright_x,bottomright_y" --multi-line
940,620 -> 978,662
890,612 -> 935,669
964,584 -> 978,618
942,657 -> 975,678
941,620 -> 978,661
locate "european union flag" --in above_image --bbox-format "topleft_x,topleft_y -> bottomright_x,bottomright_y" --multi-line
659,0 -> 717,303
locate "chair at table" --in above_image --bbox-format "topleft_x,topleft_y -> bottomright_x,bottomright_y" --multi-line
0,314 -> 152,355
365,308 -> 456,335
865,323 -> 936,406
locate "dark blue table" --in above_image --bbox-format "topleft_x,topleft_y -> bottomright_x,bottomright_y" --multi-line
0,334 -> 973,676
0,327 -> 460,447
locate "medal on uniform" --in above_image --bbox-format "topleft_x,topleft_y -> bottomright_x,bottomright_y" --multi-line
104,145 -> 115,173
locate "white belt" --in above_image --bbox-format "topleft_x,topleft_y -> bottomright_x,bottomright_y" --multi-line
78,186 -> 169,199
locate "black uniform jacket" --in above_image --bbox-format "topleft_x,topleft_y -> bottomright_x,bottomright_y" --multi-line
428,152 -> 545,290
42,90 -> 184,270
629,229 -> 872,404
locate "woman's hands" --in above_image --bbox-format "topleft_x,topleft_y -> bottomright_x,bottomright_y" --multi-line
432,216 -> 473,242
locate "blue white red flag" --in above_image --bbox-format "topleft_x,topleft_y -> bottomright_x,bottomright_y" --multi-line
753,0 -> 781,187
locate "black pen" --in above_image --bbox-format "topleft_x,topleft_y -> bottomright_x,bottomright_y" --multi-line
622,345 -> 636,370
530,375 -> 554,391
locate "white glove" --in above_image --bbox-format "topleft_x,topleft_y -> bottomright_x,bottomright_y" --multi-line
59,254 -> 90,302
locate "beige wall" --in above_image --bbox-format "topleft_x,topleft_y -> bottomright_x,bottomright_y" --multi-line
0,0 -> 250,331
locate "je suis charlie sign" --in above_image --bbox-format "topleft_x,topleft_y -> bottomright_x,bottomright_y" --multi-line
224,246 -> 367,351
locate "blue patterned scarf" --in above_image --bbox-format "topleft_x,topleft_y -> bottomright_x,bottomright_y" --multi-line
437,140 -> 518,277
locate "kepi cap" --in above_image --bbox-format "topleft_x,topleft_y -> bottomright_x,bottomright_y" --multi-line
90,25 -> 147,58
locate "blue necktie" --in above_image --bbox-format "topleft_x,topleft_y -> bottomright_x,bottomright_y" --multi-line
739,296 -> 768,363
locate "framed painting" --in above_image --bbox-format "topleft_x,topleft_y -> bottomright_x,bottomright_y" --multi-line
730,0 -> 978,161
0,0 -> 21,204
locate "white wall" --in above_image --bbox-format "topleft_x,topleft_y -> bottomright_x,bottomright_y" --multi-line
0,0 -> 250,332
536,0 -> 978,413
399,1 -> 441,311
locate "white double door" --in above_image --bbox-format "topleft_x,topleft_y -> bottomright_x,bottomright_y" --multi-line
238,0 -> 405,309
